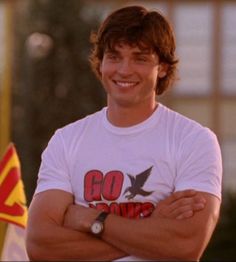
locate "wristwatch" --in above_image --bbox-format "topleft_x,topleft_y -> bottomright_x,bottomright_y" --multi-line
90,211 -> 109,237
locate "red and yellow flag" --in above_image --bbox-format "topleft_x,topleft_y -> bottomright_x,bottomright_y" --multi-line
0,144 -> 27,228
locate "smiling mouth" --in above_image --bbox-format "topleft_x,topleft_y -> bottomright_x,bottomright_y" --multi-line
113,80 -> 139,88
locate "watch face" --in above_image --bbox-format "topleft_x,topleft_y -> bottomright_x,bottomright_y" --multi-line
91,221 -> 103,235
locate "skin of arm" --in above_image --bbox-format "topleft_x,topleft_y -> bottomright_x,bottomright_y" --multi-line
64,191 -> 220,261
26,189 -> 204,260
26,189 -> 126,261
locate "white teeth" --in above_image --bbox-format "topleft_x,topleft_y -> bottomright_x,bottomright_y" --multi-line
115,81 -> 137,88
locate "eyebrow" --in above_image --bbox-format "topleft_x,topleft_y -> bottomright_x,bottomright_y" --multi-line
104,48 -> 152,55
133,50 -> 152,55
104,49 -> 119,54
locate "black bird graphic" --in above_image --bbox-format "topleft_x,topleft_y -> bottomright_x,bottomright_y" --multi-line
123,166 -> 154,200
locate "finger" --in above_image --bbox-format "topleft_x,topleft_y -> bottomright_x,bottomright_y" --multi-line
154,191 -> 206,219
165,195 -> 205,214
155,195 -> 197,217
193,203 -> 205,211
167,189 -> 197,204
176,210 -> 194,220
193,195 -> 207,204
176,201 -> 206,220
170,202 -> 205,218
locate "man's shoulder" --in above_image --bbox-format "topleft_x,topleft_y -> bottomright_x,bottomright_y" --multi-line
160,104 -> 217,141
42,108 -> 105,158
47,108 -> 105,147
59,108 -> 105,133
160,104 -> 202,127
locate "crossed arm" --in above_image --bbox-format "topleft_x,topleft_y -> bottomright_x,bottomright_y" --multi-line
26,189 -> 220,261
102,193 -> 219,260
26,190 -> 126,261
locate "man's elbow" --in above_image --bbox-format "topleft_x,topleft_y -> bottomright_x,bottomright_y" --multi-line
146,237 -> 203,261
176,232 -> 213,261
26,241 -> 42,261
177,244 -> 202,261
177,201 -> 220,260
161,232 -> 208,261
26,234 -> 50,261
160,241 -> 201,261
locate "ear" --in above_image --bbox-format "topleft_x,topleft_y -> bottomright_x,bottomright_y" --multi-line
158,63 -> 169,78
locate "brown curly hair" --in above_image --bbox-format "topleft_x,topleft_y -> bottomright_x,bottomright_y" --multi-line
89,5 -> 178,95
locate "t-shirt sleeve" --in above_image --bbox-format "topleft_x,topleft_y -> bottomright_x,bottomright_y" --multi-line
34,129 -> 73,195
174,128 -> 222,200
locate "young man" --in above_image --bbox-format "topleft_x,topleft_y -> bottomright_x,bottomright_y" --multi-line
26,5 -> 222,261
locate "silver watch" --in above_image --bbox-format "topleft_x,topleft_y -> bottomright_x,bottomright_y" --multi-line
90,211 -> 109,237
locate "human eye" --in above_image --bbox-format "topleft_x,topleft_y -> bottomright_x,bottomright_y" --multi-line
134,55 -> 149,63
105,52 -> 120,62
137,56 -> 148,62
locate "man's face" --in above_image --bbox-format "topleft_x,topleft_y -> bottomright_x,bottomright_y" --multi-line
99,43 -> 167,108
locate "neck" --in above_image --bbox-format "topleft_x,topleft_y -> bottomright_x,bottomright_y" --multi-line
106,101 -> 158,127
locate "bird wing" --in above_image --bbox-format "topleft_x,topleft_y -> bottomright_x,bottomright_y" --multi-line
135,166 -> 153,188
127,173 -> 135,186
139,189 -> 154,196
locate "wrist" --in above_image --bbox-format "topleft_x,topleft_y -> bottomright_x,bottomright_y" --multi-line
81,208 -> 102,233
90,211 -> 110,237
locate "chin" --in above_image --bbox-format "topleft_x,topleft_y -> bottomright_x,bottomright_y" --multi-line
114,99 -> 138,108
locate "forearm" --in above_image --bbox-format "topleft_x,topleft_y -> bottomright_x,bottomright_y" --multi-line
27,220 -> 126,261
27,190 -> 127,260
62,190 -> 216,260
101,194 -> 219,260
102,215 -> 194,260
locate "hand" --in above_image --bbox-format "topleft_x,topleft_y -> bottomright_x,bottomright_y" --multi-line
63,204 -> 100,232
153,189 -> 206,220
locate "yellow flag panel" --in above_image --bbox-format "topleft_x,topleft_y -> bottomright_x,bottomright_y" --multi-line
0,144 -> 27,228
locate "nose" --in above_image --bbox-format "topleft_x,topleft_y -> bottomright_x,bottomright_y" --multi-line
117,59 -> 133,76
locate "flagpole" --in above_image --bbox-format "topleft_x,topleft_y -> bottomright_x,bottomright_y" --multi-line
0,0 -> 14,254
0,0 -> 13,156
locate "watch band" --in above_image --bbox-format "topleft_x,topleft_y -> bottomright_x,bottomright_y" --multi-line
96,211 -> 109,222
90,211 -> 109,237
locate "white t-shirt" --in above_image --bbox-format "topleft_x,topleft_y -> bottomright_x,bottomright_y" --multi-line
35,103 -> 222,261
